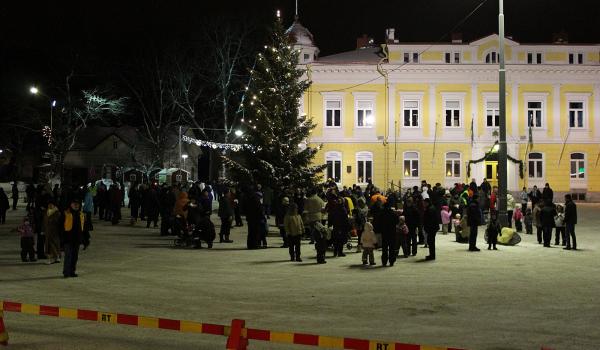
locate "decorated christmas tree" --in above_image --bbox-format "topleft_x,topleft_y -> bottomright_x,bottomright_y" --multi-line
225,17 -> 325,191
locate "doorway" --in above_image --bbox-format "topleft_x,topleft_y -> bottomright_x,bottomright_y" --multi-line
485,161 -> 498,188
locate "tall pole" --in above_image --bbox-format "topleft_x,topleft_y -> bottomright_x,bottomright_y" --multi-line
179,125 -> 182,171
497,0 -> 508,226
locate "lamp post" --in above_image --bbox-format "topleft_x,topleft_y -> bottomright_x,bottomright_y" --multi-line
497,0 -> 508,226
29,86 -> 56,146
181,154 -> 188,172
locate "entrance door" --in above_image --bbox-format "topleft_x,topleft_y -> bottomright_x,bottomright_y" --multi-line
485,161 -> 498,188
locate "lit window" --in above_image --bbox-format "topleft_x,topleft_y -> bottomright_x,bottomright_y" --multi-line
485,51 -> 498,63
325,151 -> 342,183
444,100 -> 461,127
325,100 -> 342,127
486,101 -> 499,127
570,153 -> 585,179
356,151 -> 373,184
356,100 -> 374,127
403,151 -> 419,178
445,152 -> 461,178
528,153 -> 543,179
568,102 -> 584,128
527,101 -> 543,128
403,100 -> 419,127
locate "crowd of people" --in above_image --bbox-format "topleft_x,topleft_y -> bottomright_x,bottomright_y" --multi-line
4,176 -> 580,276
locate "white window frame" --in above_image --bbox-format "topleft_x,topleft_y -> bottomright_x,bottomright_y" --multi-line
356,151 -> 373,185
403,52 -> 419,63
353,92 -> 376,128
403,151 -> 420,179
400,93 -> 424,129
566,93 -> 590,130
485,99 -> 500,128
325,151 -> 342,184
442,93 -> 465,128
527,152 -> 544,180
568,52 -> 584,64
527,52 -> 543,64
322,92 -> 344,129
523,93 -> 548,130
445,152 -> 461,179
485,50 -> 499,64
445,52 -> 461,64
570,152 -> 586,180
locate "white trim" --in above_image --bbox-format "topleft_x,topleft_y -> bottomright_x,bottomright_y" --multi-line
527,152 -> 545,183
352,92 -> 377,128
321,92 -> 344,129
355,151 -> 373,185
569,152 -> 587,188
399,92 -> 424,130
511,83 -> 519,137
441,92 -> 466,129
402,151 -> 420,179
523,92 -> 549,130
594,84 -> 600,139
565,92 -> 591,131
444,151 -> 462,179
553,84 -> 561,138
325,151 -> 343,184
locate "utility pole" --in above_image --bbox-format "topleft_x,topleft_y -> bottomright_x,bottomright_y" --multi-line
497,0 -> 508,226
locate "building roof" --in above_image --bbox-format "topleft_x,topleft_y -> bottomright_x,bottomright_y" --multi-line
285,17 -> 317,47
317,47 -> 384,64
71,126 -> 151,151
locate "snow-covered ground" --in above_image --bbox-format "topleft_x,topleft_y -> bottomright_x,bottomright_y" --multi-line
1,204 -> 599,350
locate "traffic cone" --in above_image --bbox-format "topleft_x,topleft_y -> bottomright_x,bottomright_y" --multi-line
0,310 -> 8,346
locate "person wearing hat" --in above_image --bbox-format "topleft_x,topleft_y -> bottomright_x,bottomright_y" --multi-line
423,198 -> 440,260
62,198 -> 88,278
218,188 -> 234,243
43,200 -> 62,264
276,196 -> 290,248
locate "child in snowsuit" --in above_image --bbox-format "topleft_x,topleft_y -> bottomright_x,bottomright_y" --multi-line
396,216 -> 410,258
486,212 -> 501,250
360,220 -> 377,265
524,208 -> 533,235
513,204 -> 523,232
284,203 -> 304,262
554,204 -> 565,246
18,217 -> 36,262
440,206 -> 451,235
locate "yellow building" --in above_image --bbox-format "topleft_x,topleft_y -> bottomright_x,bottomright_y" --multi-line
288,21 -> 600,200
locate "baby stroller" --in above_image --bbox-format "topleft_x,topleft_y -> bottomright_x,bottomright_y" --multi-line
173,217 -> 201,249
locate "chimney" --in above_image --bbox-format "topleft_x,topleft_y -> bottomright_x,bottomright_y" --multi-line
385,28 -> 398,44
357,34 -> 374,49
451,33 -> 463,44
552,31 -> 569,44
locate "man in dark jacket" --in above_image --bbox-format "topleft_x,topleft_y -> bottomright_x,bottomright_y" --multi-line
144,185 -> 160,228
542,183 -> 553,203
539,199 -> 557,247
467,194 -> 482,251
159,185 -> 176,236
528,185 -> 542,209
11,182 -> 19,210
423,198 -> 440,260
0,188 -> 9,223
564,194 -> 577,250
403,198 -> 420,256
377,202 -> 399,266
62,198 -> 88,278
218,188 -> 234,243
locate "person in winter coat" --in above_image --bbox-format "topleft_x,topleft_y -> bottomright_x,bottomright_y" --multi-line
524,207 -> 533,235
563,194 -> 578,250
62,198 -> 89,277
486,212 -> 501,250
467,195 -> 482,251
218,188 -> 235,243
108,184 -> 122,225
540,200 -> 557,247
43,201 -> 62,264
533,202 -> 543,244
542,183 -> 553,204
506,193 -> 515,228
360,220 -> 377,265
353,200 -> 367,253
284,202 -> 304,262
528,185 -> 542,209
0,188 -> 9,224
423,198 -> 440,260
403,197 -> 420,256
159,185 -> 175,236
440,205 -> 451,235
11,182 -> 19,210
396,216 -> 410,258
554,204 -> 565,246
18,216 -> 35,262
329,197 -> 350,257
519,187 -> 529,212
513,204 -> 523,232
376,202 -> 399,266
128,183 -> 141,224
144,186 -> 160,228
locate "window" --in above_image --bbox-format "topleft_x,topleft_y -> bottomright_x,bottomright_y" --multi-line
356,152 -> 373,184
527,52 -> 543,64
303,53 -> 310,61
445,52 -> 460,63
569,53 -> 583,64
325,100 -> 342,127
568,102 -> 584,128
356,100 -> 374,127
527,101 -> 543,128
445,152 -> 461,178
403,52 -> 419,63
570,153 -> 585,179
403,100 -> 419,127
403,151 -> 419,178
528,152 -> 543,179
175,174 -> 182,182
486,101 -> 499,127
444,100 -> 461,127
325,151 -> 342,183
485,51 -> 498,63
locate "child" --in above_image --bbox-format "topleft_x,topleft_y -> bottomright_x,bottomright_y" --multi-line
360,219 -> 377,265
524,208 -> 533,235
554,204 -> 565,246
18,217 -> 36,262
486,212 -> 501,250
440,206 -> 451,235
396,216 -> 410,258
452,213 -> 462,236
513,204 -> 523,232
352,207 -> 366,253
313,222 -> 330,264
457,213 -> 470,243
283,203 -> 304,262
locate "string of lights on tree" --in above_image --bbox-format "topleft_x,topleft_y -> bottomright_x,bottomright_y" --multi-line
181,135 -> 258,152
42,126 -> 52,146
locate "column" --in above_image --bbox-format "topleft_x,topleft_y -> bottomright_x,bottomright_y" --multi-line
388,83 -> 396,141
594,84 -> 600,139
511,83 -> 519,138
471,83 -> 478,143
553,84 -> 561,139
429,84 -> 437,141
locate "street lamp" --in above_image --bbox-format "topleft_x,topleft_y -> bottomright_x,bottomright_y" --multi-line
181,154 -> 188,171
29,86 -> 39,94
234,129 -> 244,137
29,86 -> 56,145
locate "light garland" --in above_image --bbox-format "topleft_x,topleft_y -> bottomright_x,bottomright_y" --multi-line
181,135 -> 258,152
42,125 -> 52,146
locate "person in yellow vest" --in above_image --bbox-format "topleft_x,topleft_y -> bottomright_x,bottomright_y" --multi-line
62,198 -> 88,278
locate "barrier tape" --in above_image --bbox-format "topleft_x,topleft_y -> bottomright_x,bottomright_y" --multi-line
1,300 -> 464,350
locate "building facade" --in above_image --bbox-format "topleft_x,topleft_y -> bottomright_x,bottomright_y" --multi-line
294,24 -> 600,200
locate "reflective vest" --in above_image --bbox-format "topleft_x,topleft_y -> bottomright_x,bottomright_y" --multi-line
64,210 -> 85,232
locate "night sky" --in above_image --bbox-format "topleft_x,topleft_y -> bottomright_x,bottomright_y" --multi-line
1,0 -> 599,105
